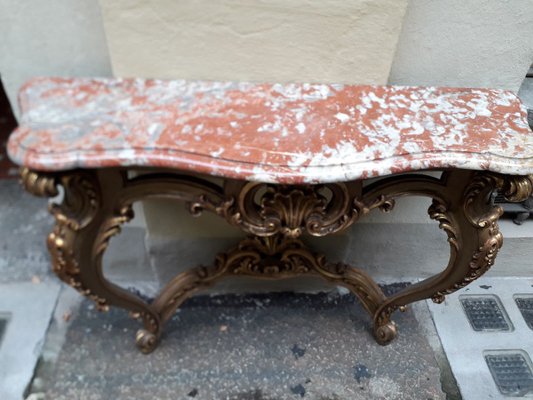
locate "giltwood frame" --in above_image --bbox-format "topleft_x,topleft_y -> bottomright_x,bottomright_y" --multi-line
21,167 -> 533,353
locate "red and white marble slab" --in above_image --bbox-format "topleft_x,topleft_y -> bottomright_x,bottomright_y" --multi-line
7,77 -> 533,184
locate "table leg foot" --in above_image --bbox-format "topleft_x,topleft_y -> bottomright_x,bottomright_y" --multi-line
373,321 -> 397,345
135,329 -> 160,354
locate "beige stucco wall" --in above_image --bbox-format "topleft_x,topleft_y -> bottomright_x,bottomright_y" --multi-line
99,0 -> 409,85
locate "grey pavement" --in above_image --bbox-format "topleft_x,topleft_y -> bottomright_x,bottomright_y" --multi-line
0,179 -> 53,284
28,290 -> 448,400
0,180 -> 61,400
0,282 -> 60,400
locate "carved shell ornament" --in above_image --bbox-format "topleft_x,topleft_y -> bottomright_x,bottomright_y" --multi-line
222,181 -> 395,238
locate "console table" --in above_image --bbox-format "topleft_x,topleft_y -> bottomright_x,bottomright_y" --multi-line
8,77 -> 533,353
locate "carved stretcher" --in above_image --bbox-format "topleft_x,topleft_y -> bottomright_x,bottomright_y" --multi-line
8,77 -> 533,353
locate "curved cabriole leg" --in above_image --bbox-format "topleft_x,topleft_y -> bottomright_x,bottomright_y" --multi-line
21,168 -> 162,353
364,170 -> 533,344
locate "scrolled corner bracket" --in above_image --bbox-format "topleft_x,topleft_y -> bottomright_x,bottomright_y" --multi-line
463,172 -> 504,228
47,172 -> 101,232
187,197 -> 206,217
500,174 -> 533,203
355,194 -> 396,215
428,199 -> 459,251
188,193 -> 235,218
93,204 -> 134,258
20,167 -> 59,197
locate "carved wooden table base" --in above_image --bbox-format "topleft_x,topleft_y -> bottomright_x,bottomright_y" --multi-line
21,167 -> 533,353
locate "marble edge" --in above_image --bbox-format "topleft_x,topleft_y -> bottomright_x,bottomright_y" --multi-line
7,137 -> 533,184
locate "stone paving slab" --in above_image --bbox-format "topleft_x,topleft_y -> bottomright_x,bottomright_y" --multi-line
0,180 -> 52,284
29,289 -> 446,400
0,281 -> 60,400
429,277 -> 533,399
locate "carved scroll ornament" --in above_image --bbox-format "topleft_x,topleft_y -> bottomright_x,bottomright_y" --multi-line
20,167 -> 533,353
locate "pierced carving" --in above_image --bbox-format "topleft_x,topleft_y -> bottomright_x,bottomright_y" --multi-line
20,167 -> 533,353
223,181 -> 393,238
221,236 -> 325,277
159,236 -> 329,314
44,172 -> 109,310
260,187 -> 328,238
499,174 -> 533,202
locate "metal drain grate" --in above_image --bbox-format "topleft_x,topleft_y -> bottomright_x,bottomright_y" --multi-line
485,351 -> 533,396
515,297 -> 533,330
460,295 -> 512,332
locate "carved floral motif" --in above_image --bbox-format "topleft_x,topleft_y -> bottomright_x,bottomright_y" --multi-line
153,234 -> 388,344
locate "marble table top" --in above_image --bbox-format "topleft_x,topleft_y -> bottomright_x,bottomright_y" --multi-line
8,77 -> 533,184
